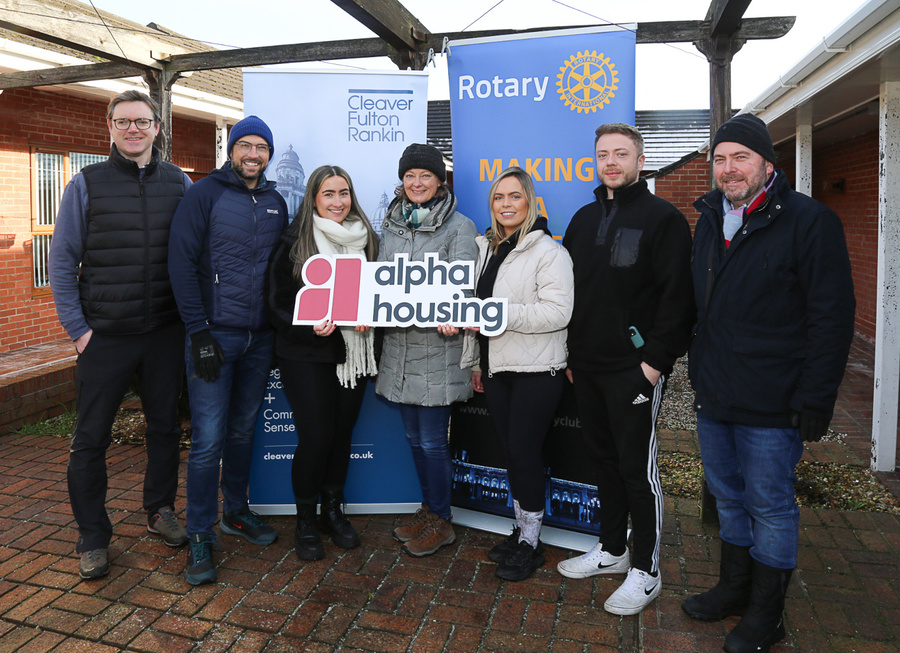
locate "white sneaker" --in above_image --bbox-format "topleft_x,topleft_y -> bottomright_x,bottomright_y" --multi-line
556,543 -> 630,578
603,568 -> 662,615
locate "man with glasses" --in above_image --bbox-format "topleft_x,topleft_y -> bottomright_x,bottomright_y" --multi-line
168,115 -> 287,585
49,90 -> 193,580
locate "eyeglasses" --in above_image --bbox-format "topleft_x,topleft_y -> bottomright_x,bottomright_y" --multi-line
234,141 -> 270,155
112,118 -> 155,130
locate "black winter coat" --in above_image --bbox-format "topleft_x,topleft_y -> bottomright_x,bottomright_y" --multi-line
266,230 -> 346,364
689,171 -> 856,427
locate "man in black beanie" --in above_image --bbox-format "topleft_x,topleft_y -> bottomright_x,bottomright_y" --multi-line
684,112 -> 856,653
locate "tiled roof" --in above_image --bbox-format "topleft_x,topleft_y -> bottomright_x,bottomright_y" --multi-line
428,101 -> 710,171
636,109 -> 709,171
0,0 -> 241,102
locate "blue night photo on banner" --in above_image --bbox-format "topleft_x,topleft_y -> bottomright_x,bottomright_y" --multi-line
448,26 -> 636,236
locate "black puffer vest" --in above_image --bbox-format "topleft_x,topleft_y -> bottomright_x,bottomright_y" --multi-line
79,145 -> 185,334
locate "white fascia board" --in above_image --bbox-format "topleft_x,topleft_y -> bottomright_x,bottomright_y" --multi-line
750,20 -> 900,124
745,0 -> 900,121
0,37 -> 243,121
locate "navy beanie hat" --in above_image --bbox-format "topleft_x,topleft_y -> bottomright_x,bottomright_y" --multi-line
227,115 -> 274,157
711,113 -> 776,164
398,143 -> 446,183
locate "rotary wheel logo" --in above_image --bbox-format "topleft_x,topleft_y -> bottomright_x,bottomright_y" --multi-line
556,51 -> 618,113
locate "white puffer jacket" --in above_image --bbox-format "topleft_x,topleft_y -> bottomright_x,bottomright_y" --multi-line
461,228 -> 574,374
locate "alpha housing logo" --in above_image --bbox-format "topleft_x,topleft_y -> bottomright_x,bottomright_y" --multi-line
293,254 -> 508,335
556,50 -> 619,113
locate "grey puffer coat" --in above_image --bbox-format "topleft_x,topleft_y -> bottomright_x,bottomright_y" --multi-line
375,190 -> 478,406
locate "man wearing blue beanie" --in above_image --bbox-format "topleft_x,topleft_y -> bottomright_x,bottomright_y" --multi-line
168,115 -> 287,585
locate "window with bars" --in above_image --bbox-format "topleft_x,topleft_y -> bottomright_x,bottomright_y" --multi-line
31,148 -> 107,292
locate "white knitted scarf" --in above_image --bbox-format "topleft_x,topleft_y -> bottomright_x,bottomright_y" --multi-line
312,214 -> 377,388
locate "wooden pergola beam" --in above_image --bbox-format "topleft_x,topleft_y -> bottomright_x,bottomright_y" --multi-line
0,62 -> 147,90
0,16 -> 795,90
0,0 -> 182,69
708,0 -> 753,36
330,0 -> 430,51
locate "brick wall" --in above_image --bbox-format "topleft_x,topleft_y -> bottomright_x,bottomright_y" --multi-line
0,87 -> 217,353
654,132 -> 878,342
654,154 -> 710,232
811,131 -> 878,341
0,362 -> 76,434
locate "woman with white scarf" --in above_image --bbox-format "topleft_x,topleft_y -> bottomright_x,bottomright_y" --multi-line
266,165 -> 378,561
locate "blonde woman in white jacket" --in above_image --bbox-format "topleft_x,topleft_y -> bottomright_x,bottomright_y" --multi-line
461,166 -> 574,581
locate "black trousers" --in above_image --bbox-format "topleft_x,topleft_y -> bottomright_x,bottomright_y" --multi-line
571,366 -> 666,574
482,371 -> 566,513
68,321 -> 184,552
277,360 -> 368,502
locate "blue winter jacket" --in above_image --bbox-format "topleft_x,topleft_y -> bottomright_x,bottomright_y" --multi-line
168,163 -> 288,335
689,171 -> 856,427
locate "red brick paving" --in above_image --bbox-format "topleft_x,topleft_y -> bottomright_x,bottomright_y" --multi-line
1,336 -> 898,651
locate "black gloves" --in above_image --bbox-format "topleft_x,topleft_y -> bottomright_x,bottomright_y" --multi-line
791,410 -> 830,443
191,330 -> 225,382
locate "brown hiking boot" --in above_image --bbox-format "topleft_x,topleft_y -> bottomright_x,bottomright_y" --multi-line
393,504 -> 431,542
402,514 -> 456,557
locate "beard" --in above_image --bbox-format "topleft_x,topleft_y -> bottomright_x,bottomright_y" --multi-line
717,165 -> 769,206
600,166 -> 640,191
231,157 -> 266,183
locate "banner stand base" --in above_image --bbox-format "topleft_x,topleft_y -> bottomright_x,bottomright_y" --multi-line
450,507 -> 597,553
250,503 -> 596,553
250,502 -> 422,516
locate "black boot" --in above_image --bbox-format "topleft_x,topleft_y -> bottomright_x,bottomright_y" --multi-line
294,503 -> 324,561
318,487 -> 360,549
723,559 -> 792,653
682,540 -> 752,621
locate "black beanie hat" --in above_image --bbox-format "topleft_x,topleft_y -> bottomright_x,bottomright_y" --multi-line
398,143 -> 446,183
227,115 -> 274,157
711,113 -> 776,164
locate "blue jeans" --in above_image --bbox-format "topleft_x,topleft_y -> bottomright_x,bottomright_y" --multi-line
185,327 -> 274,537
696,413 -> 804,569
397,404 -> 453,520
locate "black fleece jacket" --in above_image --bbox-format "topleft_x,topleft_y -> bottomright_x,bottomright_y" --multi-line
563,179 -> 695,375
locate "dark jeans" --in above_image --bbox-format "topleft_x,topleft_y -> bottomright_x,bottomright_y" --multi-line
185,327 -> 274,537
482,371 -> 565,512
397,403 -> 453,520
278,359 -> 368,502
572,366 -> 666,574
696,413 -> 804,569
68,321 -> 184,552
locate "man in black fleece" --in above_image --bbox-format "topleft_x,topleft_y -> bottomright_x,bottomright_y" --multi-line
557,123 -> 694,616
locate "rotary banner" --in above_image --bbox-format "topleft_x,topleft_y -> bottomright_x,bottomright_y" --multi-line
448,26 -> 637,235
447,27 -> 636,548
